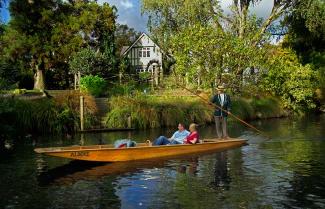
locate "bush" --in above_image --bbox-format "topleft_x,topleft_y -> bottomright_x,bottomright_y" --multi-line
80,75 -> 107,97
262,48 -> 317,112
230,98 -> 254,121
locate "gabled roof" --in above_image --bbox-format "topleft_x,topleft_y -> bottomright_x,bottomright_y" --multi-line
120,46 -> 129,56
122,33 -> 162,57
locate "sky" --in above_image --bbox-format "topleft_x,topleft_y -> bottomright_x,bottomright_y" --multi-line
1,0 -> 274,32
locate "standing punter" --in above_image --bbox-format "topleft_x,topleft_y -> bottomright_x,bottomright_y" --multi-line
211,85 -> 231,139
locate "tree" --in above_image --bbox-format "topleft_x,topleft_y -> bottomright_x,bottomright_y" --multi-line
282,0 -> 325,88
142,0 -> 295,89
115,24 -> 141,56
0,0 -> 117,90
261,47 -> 317,111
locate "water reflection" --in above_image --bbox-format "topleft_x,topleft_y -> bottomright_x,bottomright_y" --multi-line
177,157 -> 199,176
1,115 -> 325,209
212,152 -> 231,189
37,155 -> 213,186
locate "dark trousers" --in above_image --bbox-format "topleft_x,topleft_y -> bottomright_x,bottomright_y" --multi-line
214,116 -> 228,138
153,136 -> 182,145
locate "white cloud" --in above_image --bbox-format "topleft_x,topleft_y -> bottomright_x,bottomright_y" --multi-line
102,0 -> 148,32
120,0 -> 134,9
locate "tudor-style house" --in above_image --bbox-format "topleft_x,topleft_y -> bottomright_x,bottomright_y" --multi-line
121,33 -> 163,84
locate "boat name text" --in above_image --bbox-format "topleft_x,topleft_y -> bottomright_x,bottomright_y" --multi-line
70,151 -> 89,157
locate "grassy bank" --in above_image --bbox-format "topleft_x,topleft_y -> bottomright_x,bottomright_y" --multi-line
105,95 -> 287,129
0,91 -> 98,137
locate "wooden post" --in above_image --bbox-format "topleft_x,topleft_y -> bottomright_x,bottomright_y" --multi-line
74,73 -> 77,90
80,133 -> 85,146
78,71 -> 81,91
80,96 -> 84,131
159,66 -> 163,86
127,115 -> 132,128
151,73 -> 154,90
119,71 -> 122,84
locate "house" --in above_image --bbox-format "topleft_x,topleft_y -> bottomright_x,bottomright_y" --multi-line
121,33 -> 163,81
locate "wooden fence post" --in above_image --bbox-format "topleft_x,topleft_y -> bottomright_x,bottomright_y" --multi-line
80,96 -> 84,131
127,115 -> 132,128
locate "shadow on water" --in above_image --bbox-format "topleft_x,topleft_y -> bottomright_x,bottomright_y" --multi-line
37,149 -> 234,189
37,160 -> 106,186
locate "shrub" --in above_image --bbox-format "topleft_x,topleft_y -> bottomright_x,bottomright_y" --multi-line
80,75 -> 107,97
230,98 -> 254,121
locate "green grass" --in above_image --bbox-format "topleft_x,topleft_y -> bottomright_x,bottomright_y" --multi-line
105,95 -> 214,129
105,95 -> 287,129
0,95 -> 97,135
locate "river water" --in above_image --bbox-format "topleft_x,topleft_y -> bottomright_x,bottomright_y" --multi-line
1,115 -> 325,209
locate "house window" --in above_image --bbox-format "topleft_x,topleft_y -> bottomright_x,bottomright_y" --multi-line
139,47 -> 150,58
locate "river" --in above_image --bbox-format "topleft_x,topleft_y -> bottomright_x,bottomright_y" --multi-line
1,115 -> 325,209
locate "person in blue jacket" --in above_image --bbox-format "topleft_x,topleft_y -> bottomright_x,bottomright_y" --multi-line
211,85 -> 231,139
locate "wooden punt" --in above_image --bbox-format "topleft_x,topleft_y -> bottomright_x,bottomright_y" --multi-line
34,138 -> 248,162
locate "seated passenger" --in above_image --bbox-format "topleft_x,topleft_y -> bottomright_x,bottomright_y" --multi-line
184,123 -> 200,144
153,123 -> 190,145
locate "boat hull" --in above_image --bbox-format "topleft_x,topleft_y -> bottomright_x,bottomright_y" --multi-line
34,138 -> 247,162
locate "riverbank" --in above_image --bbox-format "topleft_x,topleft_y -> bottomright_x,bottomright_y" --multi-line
105,94 -> 289,129
0,91 -> 97,138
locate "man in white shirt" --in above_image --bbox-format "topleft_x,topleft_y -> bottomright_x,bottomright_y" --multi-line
153,123 -> 190,145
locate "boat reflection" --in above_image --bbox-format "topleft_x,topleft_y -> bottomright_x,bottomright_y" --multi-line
37,153 -> 219,186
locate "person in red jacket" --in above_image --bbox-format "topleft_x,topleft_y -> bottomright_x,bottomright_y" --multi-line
184,123 -> 200,144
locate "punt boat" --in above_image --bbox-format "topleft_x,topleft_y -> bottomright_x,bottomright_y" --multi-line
34,138 -> 248,162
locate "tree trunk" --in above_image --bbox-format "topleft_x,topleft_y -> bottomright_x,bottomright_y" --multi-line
34,66 -> 45,90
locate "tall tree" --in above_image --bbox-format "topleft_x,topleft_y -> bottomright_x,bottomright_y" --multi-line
143,0 -> 293,88
0,0 -> 116,90
142,0 -> 295,88
283,0 -> 325,89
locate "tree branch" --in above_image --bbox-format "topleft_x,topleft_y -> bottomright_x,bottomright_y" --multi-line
252,0 -> 293,46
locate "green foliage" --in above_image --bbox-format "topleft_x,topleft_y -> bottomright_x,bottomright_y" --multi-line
138,72 -> 151,81
69,47 -> 97,75
108,82 -> 136,96
0,92 -> 97,135
249,97 -> 285,119
262,48 -> 317,112
231,98 -> 254,120
80,75 -> 107,97
115,24 -> 141,57
142,0 -> 288,90
105,95 -> 214,129
69,47 -> 116,79
105,94 -> 286,129
0,0 -> 117,89
283,0 -> 325,92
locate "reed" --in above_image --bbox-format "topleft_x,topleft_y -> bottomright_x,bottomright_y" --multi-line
0,92 -> 98,135
105,94 -> 286,129
105,95 -> 214,129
